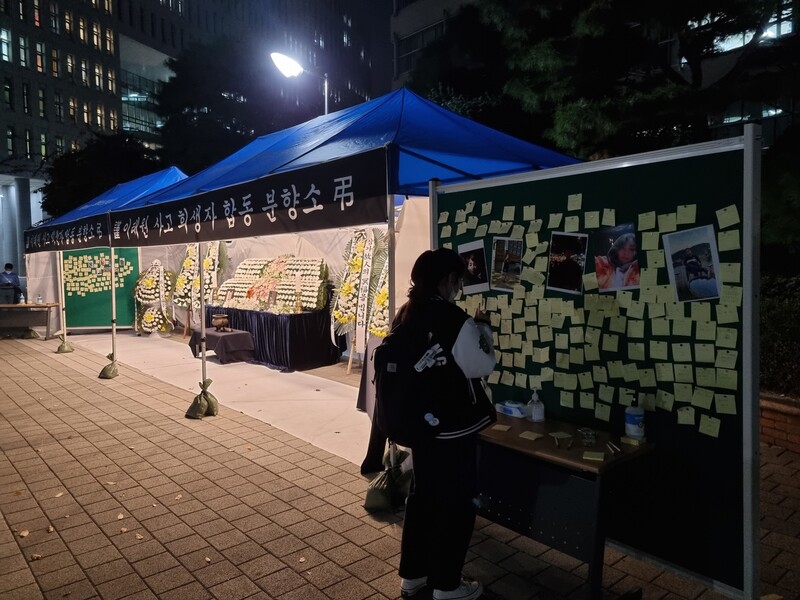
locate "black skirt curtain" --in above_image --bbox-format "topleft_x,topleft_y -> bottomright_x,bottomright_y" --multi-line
205,304 -> 343,371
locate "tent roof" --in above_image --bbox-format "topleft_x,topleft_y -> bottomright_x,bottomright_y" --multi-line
129,88 -> 578,208
39,166 -> 188,228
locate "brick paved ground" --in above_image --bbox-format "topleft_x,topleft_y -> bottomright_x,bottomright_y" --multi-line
1,339 -> 798,600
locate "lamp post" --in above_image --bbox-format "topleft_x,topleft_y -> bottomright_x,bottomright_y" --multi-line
270,52 -> 329,115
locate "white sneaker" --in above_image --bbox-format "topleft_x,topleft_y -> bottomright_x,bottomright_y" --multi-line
432,578 -> 483,600
400,576 -> 427,597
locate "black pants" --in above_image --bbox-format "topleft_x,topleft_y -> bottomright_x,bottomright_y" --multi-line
399,435 -> 478,591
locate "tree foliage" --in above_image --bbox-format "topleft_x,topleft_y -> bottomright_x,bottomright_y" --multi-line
40,134 -> 161,218
156,36 -> 313,175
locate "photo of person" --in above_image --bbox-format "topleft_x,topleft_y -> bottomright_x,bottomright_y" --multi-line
594,224 -> 640,292
458,240 -> 490,294
662,225 -> 721,302
490,237 -> 524,291
546,232 -> 588,295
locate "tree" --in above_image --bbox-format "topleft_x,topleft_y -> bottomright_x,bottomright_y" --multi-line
41,134 -> 161,218
156,36 -> 314,175
477,0 -> 791,158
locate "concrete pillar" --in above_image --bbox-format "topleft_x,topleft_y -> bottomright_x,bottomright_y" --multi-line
15,178 -> 32,276
1,183 -> 19,272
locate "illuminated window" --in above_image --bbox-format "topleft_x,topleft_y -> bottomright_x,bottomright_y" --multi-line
92,22 -> 100,49
106,68 -> 116,93
22,83 -> 30,113
0,28 -> 10,62
18,35 -> 28,67
83,101 -> 90,124
66,53 -> 74,77
55,135 -> 64,154
54,91 -> 63,121
95,104 -> 105,129
80,59 -> 89,85
104,0 -> 113,14
6,126 -> 14,157
50,2 -> 59,33
105,28 -> 114,54
50,48 -> 59,77
40,132 -> 47,157
109,108 -> 117,130
78,17 -> 86,43
64,10 -> 72,33
18,1 -> 24,20
33,0 -> 41,26
68,97 -> 77,123
25,129 -> 32,159
38,87 -> 46,117
94,63 -> 102,88
70,139 -> 79,151
2,77 -> 12,110
35,42 -> 45,73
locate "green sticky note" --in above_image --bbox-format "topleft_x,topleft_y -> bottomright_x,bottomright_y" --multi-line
720,263 -> 741,283
627,320 -> 645,338
567,193 -> 582,211
658,212 -> 677,232
639,368 -> 657,388
579,392 -> 595,409
676,204 -> 697,225
696,367 -> 716,387
650,341 -> 669,361
646,249 -> 665,268
651,318 -> 670,336
583,450 -> 606,461
716,368 -> 738,390
594,402 -> 611,422
519,430 -> 543,441
715,394 -> 737,415
696,320 -> 717,341
672,319 -> 693,337
715,349 -> 738,370
560,391 -> 575,408
716,304 -> 739,325
656,389 -> 675,412
609,315 -> 627,334
677,406 -> 696,425
691,386 -> 714,409
695,343 -> 716,364
690,302 -> 711,322
718,229 -> 740,251
642,231 -> 660,250
673,342 -> 692,362
627,342 -> 645,361
592,365 -> 608,383
674,364 -> 694,383
602,333 -> 619,352
655,362 -> 675,382
716,327 -> 738,349
699,414 -> 721,438
638,211 -> 656,231
598,384 -> 615,403
716,204 -> 740,229
584,211 -> 600,228
601,208 -> 616,227
627,300 -> 645,320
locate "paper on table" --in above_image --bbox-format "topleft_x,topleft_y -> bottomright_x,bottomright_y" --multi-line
492,424 -> 511,432
582,451 -> 605,462
550,431 -> 573,439
519,431 -> 543,441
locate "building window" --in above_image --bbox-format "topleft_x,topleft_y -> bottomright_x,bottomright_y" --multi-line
83,101 -> 90,124
78,17 -> 86,43
50,48 -> 59,77
0,28 -> 10,62
18,1 -> 25,21
40,132 -> 47,158
109,108 -> 117,130
3,77 -> 12,110
35,42 -> 45,72
95,104 -> 105,129
33,0 -> 41,26
396,21 -> 446,76
68,97 -> 77,123
22,83 -> 30,114
38,87 -> 46,117
92,22 -> 101,49
64,10 -> 72,33
104,0 -> 112,14
66,53 -> 74,79
54,91 -> 63,121
1,0 -> 9,16
25,129 -> 32,159
106,68 -> 116,93
94,63 -> 102,88
80,59 -> 89,85
18,35 -> 28,67
105,28 -> 114,54
50,2 -> 60,33
70,139 -> 79,151
6,126 -> 14,157
55,135 -> 64,154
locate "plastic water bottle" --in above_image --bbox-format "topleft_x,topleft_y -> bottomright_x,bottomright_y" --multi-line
624,396 -> 646,439
526,390 -> 545,422
36,294 -> 43,303
19,293 -> 25,304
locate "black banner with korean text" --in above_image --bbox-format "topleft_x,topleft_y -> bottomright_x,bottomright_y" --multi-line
110,149 -> 388,248
25,216 -> 111,254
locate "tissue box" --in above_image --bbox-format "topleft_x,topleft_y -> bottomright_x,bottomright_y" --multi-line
495,402 -> 526,418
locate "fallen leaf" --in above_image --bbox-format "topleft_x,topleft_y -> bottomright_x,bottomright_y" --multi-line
55,492 -> 64,498
116,513 -> 124,520
31,553 -> 42,560
174,494 -> 182,500
19,530 -> 29,537
152,504 -> 157,507
205,557 -> 211,563
64,515 -> 70,519
47,525 -> 55,533
135,533 -> 144,540
298,557 -> 306,563
120,527 -> 128,533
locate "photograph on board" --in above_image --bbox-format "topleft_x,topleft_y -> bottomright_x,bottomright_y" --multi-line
546,232 -> 588,295
458,240 -> 490,294
594,224 -> 640,292
662,224 -> 721,302
490,237 -> 524,291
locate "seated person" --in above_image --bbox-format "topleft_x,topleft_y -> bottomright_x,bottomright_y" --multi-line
0,263 -> 21,303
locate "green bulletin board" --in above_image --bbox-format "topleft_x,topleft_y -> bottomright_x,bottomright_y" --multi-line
62,248 -> 140,328
435,134 -> 758,595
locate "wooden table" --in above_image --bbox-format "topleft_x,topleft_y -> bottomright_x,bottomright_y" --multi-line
477,413 -> 653,599
0,303 -> 58,339
188,328 -> 255,364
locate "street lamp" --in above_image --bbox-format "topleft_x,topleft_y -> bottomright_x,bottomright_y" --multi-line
270,52 -> 329,115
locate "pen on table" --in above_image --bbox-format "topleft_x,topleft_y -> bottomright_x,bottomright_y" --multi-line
554,436 -> 559,448
566,438 -> 573,450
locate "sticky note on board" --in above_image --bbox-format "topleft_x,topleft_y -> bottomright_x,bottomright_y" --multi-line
511,224 -> 526,239
440,225 -> 452,238
717,327 -> 738,348
650,341 -> 669,361
720,263 -> 741,283
642,232 -> 660,250
674,364 -> 693,383
716,304 -> 739,324
523,205 -> 536,221
456,222 -> 468,235
718,230 -> 740,251
548,213 -> 563,229
716,368 -> 738,390
466,215 -> 479,229
481,202 -> 492,216
676,204 -> 697,224
455,209 -> 466,223
696,320 -> 717,341
438,211 -> 450,224
638,211 -> 656,231
677,406 -> 696,425
646,250 -> 665,268
716,204 -> 740,229
464,200 -> 475,214
474,224 -> 488,238
601,208 -> 616,227
715,349 -> 738,369
560,391 -> 574,408
691,387 -> 714,409
567,193 -> 582,211
584,211 -> 600,228
564,216 -> 580,232
502,205 -> 516,221
655,389 -> 675,412
699,414 -> 721,438
657,212 -> 677,232
715,394 -> 737,415
598,384 -> 615,403
695,344 -> 716,364
594,402 -> 611,422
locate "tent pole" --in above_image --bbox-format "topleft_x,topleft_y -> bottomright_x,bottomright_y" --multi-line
110,247 -> 117,358
387,192 -> 395,322
198,240 -> 207,384
428,179 -> 440,249
55,250 -> 73,353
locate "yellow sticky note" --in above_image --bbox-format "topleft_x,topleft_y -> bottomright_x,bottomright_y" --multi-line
642,231 -> 660,250
639,368 -> 657,388
674,382 -> 693,402
696,320 -> 717,341
650,341 -> 669,361
695,343 -> 716,364
564,215 -> 580,232
651,318 -> 670,336
638,211 -> 656,231
584,211 -> 600,228
699,414 -> 721,438
715,349 -> 738,370
465,200 -> 475,214
602,333 -> 619,353
567,193 -> 582,211
715,394 -> 737,415
656,389 -> 675,411
601,208 -> 616,227
594,402 -> 611,422
583,272 -> 599,290
519,431 -> 543,441
548,213 -> 563,229
523,205 -> 536,221
677,406 -> 696,425
627,300 -> 645,320
579,392 -> 595,410
658,213 -> 677,233
718,229 -> 740,251
455,209 -> 466,223
487,371 -> 501,385
716,304 -> 739,325
438,211 -> 450,224
492,424 -> 511,432
696,367 -> 716,388
655,362 -> 675,382
720,263 -> 741,283
500,371 -> 515,387
646,249 -> 665,268
673,342 -> 692,362
456,222 -> 468,235
639,267 -> 658,287
481,202 -> 492,216
690,302 -> 711,322
691,387 -> 714,409
598,384 -> 614,403
627,342 -> 645,361
440,225 -> 452,238
511,224 -> 526,239
674,364 -> 693,383
648,302 -> 665,318
676,204 -> 697,225
607,360 -> 624,379
592,364 -> 608,383
525,232 -> 539,247
578,371 -> 593,389
560,391 -> 574,408
716,368 -> 738,390
716,327 -> 738,349
627,320 -> 644,339
583,451 -> 606,461
515,372 -> 528,388
716,204 -> 740,229
474,224 -> 488,238
502,205 -> 516,221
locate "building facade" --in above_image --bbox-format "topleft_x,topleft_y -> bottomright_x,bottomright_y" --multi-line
1,0 -> 391,276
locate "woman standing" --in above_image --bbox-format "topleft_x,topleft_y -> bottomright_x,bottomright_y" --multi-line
395,248 -> 496,600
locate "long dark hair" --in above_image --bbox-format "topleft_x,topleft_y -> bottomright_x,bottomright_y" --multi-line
395,248 -> 465,325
